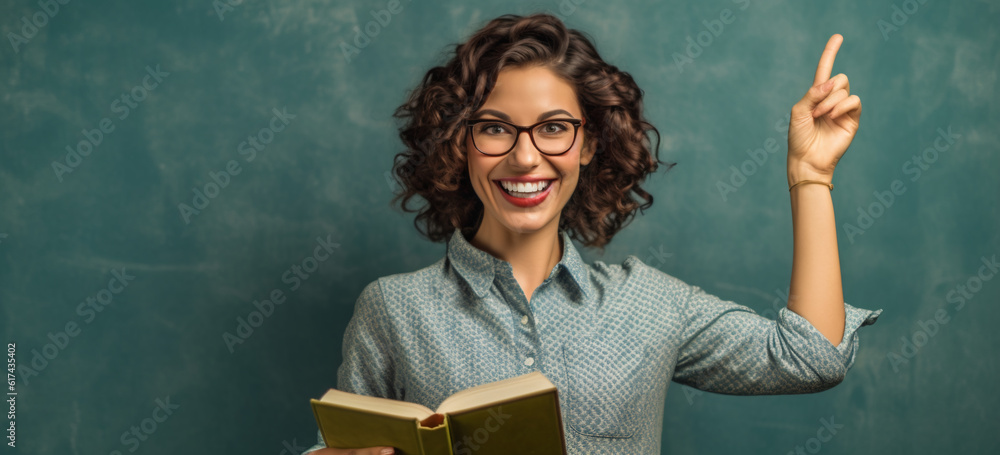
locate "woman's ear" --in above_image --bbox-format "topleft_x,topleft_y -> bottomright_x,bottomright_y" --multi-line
580,134 -> 597,166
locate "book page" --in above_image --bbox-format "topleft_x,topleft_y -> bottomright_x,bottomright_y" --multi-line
436,371 -> 556,414
318,388 -> 435,420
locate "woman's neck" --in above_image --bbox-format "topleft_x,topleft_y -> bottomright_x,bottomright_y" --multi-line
469,217 -> 563,302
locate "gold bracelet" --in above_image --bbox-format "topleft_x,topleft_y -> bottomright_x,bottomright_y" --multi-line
788,179 -> 833,192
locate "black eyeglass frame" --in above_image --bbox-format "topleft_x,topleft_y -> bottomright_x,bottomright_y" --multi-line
464,118 -> 586,156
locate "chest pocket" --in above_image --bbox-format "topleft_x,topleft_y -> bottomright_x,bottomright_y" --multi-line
561,333 -> 655,439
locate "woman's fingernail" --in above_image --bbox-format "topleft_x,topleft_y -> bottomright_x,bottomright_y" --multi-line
380,449 -> 394,455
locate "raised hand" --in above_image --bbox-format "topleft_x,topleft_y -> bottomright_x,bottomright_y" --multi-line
786,34 -> 862,185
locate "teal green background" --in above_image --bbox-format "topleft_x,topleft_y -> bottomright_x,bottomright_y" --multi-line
2,0 -> 998,453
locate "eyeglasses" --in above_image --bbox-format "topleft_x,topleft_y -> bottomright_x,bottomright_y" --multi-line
465,117 -> 586,156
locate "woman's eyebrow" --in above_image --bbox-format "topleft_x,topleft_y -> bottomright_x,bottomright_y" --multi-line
472,109 -> 575,121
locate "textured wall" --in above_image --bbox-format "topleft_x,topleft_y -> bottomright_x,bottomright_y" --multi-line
1,0 -> 997,453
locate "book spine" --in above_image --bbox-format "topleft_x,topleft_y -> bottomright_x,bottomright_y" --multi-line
310,400 -> 333,447
417,420 -> 452,455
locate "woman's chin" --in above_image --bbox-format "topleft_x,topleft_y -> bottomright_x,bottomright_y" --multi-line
496,213 -> 557,234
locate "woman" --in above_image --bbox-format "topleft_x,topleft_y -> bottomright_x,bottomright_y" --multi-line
307,12 -> 881,455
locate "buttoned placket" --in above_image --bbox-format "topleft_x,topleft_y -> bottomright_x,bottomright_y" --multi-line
492,260 -> 544,372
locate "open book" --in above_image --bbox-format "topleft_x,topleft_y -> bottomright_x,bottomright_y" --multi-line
310,371 -> 566,455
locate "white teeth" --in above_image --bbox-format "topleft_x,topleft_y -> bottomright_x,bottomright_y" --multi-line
499,180 -> 551,193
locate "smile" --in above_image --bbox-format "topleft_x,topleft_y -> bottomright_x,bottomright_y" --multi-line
493,179 -> 556,208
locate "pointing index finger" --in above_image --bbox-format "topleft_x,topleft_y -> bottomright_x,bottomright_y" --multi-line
813,34 -> 843,87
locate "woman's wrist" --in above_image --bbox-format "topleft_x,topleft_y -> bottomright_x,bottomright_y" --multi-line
786,161 -> 834,189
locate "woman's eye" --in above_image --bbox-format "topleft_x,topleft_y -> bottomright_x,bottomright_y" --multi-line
479,123 -> 510,135
539,122 -> 569,134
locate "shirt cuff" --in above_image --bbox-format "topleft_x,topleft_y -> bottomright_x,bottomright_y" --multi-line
777,302 -> 882,383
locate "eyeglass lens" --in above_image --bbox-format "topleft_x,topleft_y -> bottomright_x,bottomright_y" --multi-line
471,120 -> 577,155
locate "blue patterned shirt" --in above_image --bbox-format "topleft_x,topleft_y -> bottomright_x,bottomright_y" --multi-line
305,229 -> 881,454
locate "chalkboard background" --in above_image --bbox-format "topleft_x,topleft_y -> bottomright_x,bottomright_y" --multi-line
2,0 -> 997,454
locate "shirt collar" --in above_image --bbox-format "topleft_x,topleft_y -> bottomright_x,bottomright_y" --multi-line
446,228 -> 592,301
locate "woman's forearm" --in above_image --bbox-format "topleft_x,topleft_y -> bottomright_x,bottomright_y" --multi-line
786,170 -> 845,346
781,34 -> 860,347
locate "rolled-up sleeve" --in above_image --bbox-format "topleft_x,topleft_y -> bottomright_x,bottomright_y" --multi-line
671,282 -> 882,395
303,279 -> 397,454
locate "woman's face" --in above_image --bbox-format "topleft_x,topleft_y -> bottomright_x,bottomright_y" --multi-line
466,65 -> 596,236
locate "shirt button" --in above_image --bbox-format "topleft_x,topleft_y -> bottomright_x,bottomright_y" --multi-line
520,315 -> 529,326
524,357 -> 534,366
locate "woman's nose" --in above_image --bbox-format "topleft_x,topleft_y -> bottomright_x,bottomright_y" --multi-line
508,130 -> 543,167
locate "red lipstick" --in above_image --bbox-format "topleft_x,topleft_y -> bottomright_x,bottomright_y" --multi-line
493,179 -> 555,208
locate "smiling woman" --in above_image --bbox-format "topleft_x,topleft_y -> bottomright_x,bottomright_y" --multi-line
387,14 -> 668,252
306,12 -> 881,455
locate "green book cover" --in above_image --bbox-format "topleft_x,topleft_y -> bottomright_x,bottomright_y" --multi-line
310,371 -> 567,455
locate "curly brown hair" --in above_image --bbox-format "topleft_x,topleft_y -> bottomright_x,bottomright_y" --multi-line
389,12 -> 673,250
